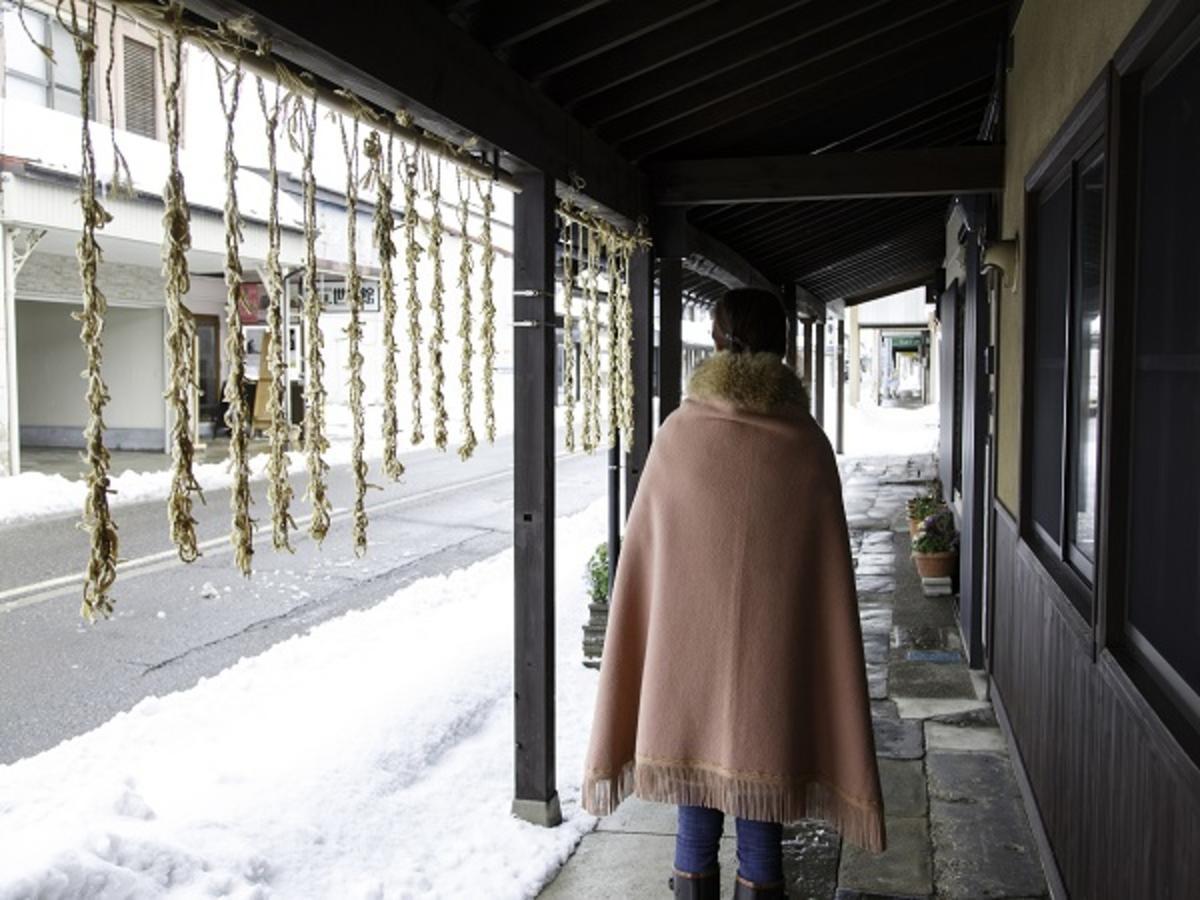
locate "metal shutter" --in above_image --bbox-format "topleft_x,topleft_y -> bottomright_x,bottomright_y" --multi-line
122,36 -> 156,138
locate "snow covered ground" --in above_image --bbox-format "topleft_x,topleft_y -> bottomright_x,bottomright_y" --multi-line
0,499 -> 608,899
843,401 -> 939,458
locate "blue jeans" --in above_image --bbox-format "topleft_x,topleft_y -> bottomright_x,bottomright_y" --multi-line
674,804 -> 784,884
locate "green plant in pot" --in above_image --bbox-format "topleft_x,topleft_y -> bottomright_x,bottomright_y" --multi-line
581,543 -> 610,668
906,485 -> 944,536
912,507 -> 959,579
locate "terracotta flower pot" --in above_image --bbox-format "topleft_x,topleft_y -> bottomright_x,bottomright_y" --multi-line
912,551 -> 957,579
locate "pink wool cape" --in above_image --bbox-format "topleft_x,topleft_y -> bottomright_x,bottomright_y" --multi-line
581,351 -> 886,852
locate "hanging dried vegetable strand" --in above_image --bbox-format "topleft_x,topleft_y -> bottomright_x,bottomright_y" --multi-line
215,54 -> 254,576
605,232 -> 622,446
559,215 -> 577,451
366,130 -> 404,479
421,153 -> 449,451
290,93 -> 332,542
617,239 -> 636,438
401,141 -> 425,445
256,76 -> 296,553
162,13 -> 204,564
338,113 -> 371,555
67,0 -> 118,620
587,226 -> 605,450
105,4 -> 132,196
455,167 -> 477,461
577,226 -> 595,452
476,175 -> 497,443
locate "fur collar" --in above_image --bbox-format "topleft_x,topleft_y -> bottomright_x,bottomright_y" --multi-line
686,351 -> 809,417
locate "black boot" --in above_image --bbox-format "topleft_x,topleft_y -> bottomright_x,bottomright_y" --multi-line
732,872 -> 789,899
667,866 -> 720,899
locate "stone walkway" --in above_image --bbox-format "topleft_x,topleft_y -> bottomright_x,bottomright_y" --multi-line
540,455 -> 1048,900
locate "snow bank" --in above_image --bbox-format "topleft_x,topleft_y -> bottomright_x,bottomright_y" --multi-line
0,500 -> 608,899
0,441 -> 381,527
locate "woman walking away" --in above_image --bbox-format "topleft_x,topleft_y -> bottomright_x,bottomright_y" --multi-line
581,288 -> 885,899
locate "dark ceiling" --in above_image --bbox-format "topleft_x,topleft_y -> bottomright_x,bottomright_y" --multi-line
437,0 -> 1009,305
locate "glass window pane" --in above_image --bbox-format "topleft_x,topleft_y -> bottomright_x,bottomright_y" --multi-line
1030,177 -> 1071,543
53,86 -> 82,114
1128,35 -> 1200,701
4,8 -> 49,79
50,20 -> 82,91
1068,151 -> 1104,563
7,74 -> 48,107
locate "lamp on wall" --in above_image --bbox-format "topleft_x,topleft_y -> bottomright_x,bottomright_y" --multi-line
981,236 -> 1020,294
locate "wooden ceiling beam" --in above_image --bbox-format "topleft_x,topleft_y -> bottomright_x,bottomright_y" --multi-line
621,2 -> 1006,159
507,0 -> 719,83
481,0 -> 611,51
653,208 -> 776,292
181,0 -> 647,222
650,146 -> 1004,206
547,0 -> 824,108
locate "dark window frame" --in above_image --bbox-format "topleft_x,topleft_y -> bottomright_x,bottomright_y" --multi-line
1020,79 -> 1109,623
1103,11 -> 1200,745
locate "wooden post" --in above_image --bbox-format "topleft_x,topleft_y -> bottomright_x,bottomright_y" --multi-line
626,244 -> 654,515
782,282 -> 798,370
835,317 -> 846,454
658,256 -> 682,423
814,318 -> 826,428
511,170 -> 561,828
802,319 -> 814,394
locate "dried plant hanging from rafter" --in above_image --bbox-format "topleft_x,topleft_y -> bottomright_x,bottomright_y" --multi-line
401,138 -> 425,445
604,231 -> 622,446
365,130 -> 405,480
338,112 -> 371,556
215,53 -> 254,576
421,153 -> 449,451
161,13 -> 204,563
64,0 -> 119,620
476,175 -> 497,443
104,5 -> 132,197
581,227 -> 602,452
455,167 -> 477,461
559,216 -> 577,451
256,75 -> 296,553
290,92 -> 332,542
616,240 -> 635,437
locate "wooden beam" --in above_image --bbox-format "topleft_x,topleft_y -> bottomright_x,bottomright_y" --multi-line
650,146 -> 1005,206
511,170 -> 560,828
814,320 -> 826,428
626,246 -> 655,513
652,208 -> 774,292
659,257 -> 683,422
783,282 -> 799,370
481,0 -> 611,51
835,317 -> 846,453
182,0 -> 647,222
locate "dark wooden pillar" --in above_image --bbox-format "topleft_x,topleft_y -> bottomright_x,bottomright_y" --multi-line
802,320 -> 814,390
814,318 -> 826,428
835,317 -> 846,453
658,256 -> 683,423
626,244 -> 654,515
782,282 -> 798,370
511,170 -> 560,827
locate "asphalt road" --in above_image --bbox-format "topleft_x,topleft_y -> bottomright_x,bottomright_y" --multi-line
0,435 -> 606,764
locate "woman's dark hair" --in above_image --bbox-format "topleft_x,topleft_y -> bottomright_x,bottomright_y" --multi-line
713,287 -> 788,356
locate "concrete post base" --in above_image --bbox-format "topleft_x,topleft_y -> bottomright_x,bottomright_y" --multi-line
512,792 -> 563,827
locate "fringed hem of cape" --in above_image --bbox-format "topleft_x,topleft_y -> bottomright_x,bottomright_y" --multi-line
582,758 -> 886,853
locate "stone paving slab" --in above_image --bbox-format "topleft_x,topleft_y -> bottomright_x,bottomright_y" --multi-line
838,817 -> 932,898
925,722 -> 1006,753
594,795 -> 678,835
888,661 -> 977,699
890,625 -> 961,652
927,752 -> 1047,898
892,697 -> 990,720
878,759 -> 927,818
783,821 -> 841,900
873,716 -> 924,760
538,831 -> 739,899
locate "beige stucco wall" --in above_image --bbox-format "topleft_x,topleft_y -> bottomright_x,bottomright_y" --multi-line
996,0 -> 1149,514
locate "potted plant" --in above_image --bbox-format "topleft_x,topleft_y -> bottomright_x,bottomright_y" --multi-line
906,487 -> 944,536
581,543 -> 610,669
911,507 -> 959,578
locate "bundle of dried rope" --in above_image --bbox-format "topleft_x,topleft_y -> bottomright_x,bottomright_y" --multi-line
401,141 -> 425,445
365,130 -> 404,480
256,75 -> 296,553
455,167 -> 477,461
215,53 -> 254,576
161,11 -> 204,563
559,215 -> 577,451
65,0 -> 119,620
476,175 -> 497,444
421,153 -> 449,451
338,113 -> 371,555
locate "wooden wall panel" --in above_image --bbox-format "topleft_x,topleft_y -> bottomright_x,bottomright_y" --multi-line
992,508 -> 1200,899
